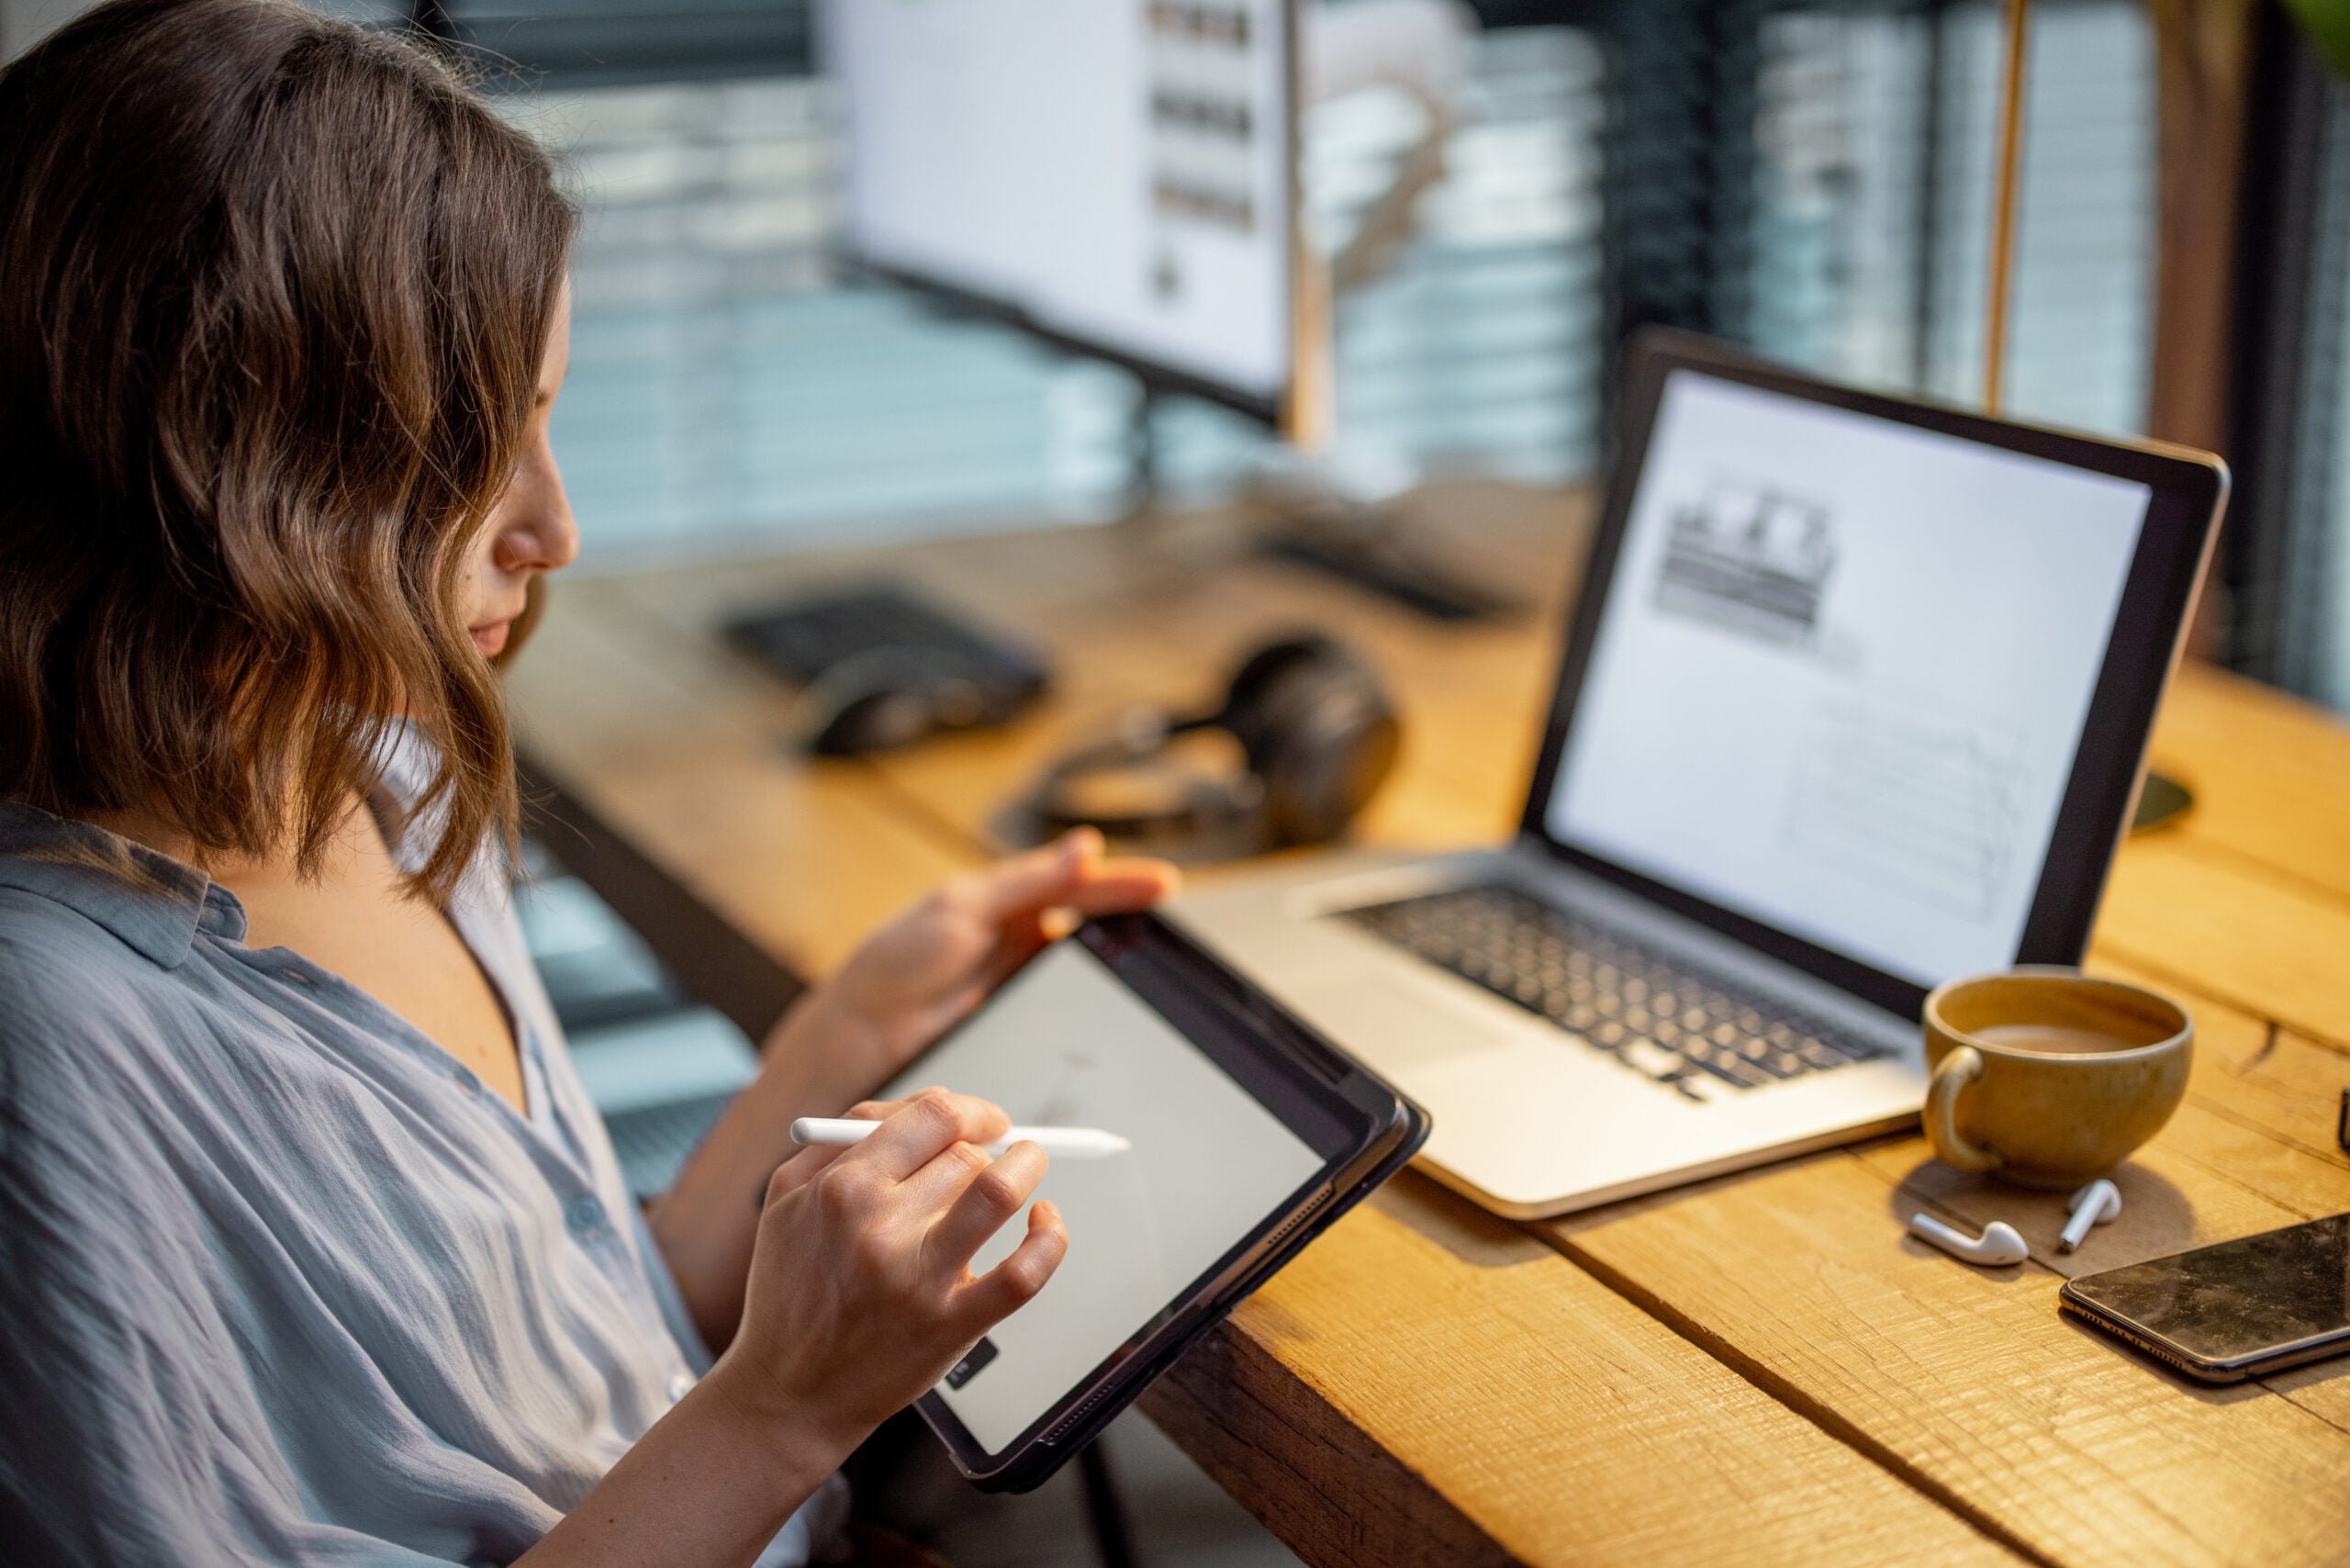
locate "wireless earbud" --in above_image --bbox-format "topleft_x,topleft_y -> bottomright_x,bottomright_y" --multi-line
1909,1212 -> 2029,1267
2058,1179 -> 2122,1253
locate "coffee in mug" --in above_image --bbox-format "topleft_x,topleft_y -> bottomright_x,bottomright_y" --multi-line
1922,968 -> 2192,1189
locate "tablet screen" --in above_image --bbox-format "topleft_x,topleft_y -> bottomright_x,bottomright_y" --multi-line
879,938 -> 1328,1453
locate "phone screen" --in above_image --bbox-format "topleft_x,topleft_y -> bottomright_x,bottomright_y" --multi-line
878,938 -> 1329,1454
2066,1213 -> 2350,1366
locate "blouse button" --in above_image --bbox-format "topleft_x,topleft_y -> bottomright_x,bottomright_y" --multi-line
666,1372 -> 694,1404
455,1071 -> 484,1101
565,1195 -> 608,1240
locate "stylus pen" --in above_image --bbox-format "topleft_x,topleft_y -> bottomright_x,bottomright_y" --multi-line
789,1116 -> 1132,1159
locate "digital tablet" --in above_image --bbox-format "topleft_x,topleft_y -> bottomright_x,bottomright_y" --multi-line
873,911 -> 1429,1492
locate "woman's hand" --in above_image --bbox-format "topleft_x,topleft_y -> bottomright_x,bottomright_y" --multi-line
532,1092 -> 1063,1568
711,1090 -> 1068,1456
808,828 -> 1178,1089
653,830 -> 1167,1351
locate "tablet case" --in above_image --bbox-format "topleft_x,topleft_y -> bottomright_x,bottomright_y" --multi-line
909,913 -> 1432,1493
962,1097 -> 1429,1492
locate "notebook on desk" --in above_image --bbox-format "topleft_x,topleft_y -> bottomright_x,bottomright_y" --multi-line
1170,329 -> 2227,1219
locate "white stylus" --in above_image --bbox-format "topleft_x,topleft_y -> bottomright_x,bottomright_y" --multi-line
789,1116 -> 1132,1159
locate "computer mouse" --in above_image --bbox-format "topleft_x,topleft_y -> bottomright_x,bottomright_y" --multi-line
794,645 -> 997,756
802,680 -> 936,756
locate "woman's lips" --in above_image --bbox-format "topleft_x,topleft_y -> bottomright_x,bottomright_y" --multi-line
471,620 -> 512,656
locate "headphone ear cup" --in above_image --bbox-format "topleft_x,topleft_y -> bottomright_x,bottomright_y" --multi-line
1218,635 -> 1341,767
1032,633 -> 1398,853
1230,638 -> 1400,846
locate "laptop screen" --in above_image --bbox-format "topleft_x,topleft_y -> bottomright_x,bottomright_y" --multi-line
1542,368 -> 2153,991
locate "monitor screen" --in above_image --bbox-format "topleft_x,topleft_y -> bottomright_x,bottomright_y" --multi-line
1544,369 -> 2154,990
820,0 -> 1294,409
879,939 -> 1326,1455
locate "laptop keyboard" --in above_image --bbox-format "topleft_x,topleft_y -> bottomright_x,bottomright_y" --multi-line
1338,882 -> 1888,1102
601,1090 -> 736,1200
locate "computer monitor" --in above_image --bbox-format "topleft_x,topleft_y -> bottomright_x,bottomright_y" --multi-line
817,0 -> 1328,444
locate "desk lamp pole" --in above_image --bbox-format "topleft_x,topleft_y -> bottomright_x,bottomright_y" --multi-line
1983,0 -> 2031,416
1979,0 -> 2189,832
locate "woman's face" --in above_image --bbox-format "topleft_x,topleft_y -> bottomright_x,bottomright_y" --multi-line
459,288 -> 577,659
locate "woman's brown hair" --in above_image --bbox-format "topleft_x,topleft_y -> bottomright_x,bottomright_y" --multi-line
0,0 -> 576,900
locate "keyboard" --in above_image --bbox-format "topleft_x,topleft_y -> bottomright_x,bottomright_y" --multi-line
1339,882 -> 1886,1102
601,1090 -> 736,1200
725,582 -> 1050,712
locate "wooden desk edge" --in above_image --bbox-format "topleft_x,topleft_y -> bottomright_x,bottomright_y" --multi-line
519,751 -> 804,1043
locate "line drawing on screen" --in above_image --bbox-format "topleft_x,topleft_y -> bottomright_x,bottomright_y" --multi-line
1026,1039 -> 1101,1127
980,1037 -> 1171,1316
892,941 -> 1327,1450
1652,476 -> 1840,648
1781,699 -> 2029,922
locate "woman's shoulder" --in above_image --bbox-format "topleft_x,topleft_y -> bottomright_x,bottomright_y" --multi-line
0,876 -> 156,991
0,879 -> 225,1113
0,881 -> 295,1264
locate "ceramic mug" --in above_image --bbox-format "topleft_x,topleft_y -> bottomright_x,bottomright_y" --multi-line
1921,967 -> 2192,1189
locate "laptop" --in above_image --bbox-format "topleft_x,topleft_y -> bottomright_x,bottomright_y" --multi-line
1172,330 -> 2226,1219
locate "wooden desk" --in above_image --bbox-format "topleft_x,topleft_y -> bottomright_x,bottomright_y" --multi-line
508,481 -> 2350,1567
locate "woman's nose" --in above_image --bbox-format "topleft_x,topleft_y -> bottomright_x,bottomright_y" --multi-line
494,451 -> 579,575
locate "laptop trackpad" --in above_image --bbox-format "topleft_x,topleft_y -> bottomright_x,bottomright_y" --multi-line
1283,969 -> 1519,1076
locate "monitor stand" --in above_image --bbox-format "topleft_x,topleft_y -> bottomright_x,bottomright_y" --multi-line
1114,388 -> 1526,623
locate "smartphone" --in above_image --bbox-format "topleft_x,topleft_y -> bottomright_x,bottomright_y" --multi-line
2059,1212 -> 2350,1383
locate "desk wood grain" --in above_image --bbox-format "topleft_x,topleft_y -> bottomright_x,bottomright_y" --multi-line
1553,1155 -> 2350,1568
2149,661 -> 2350,903
507,480 -> 2350,1567
1147,1179 -> 2020,1568
2095,836 -> 2350,1054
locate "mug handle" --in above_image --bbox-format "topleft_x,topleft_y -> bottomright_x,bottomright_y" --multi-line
1925,1045 -> 2002,1172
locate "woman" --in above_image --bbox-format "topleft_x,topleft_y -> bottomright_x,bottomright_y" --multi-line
0,3 -> 1176,1563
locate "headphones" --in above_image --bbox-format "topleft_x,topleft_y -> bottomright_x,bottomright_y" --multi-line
1024,633 -> 1400,856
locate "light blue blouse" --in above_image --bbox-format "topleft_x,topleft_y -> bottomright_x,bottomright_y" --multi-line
0,780 -> 846,1565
